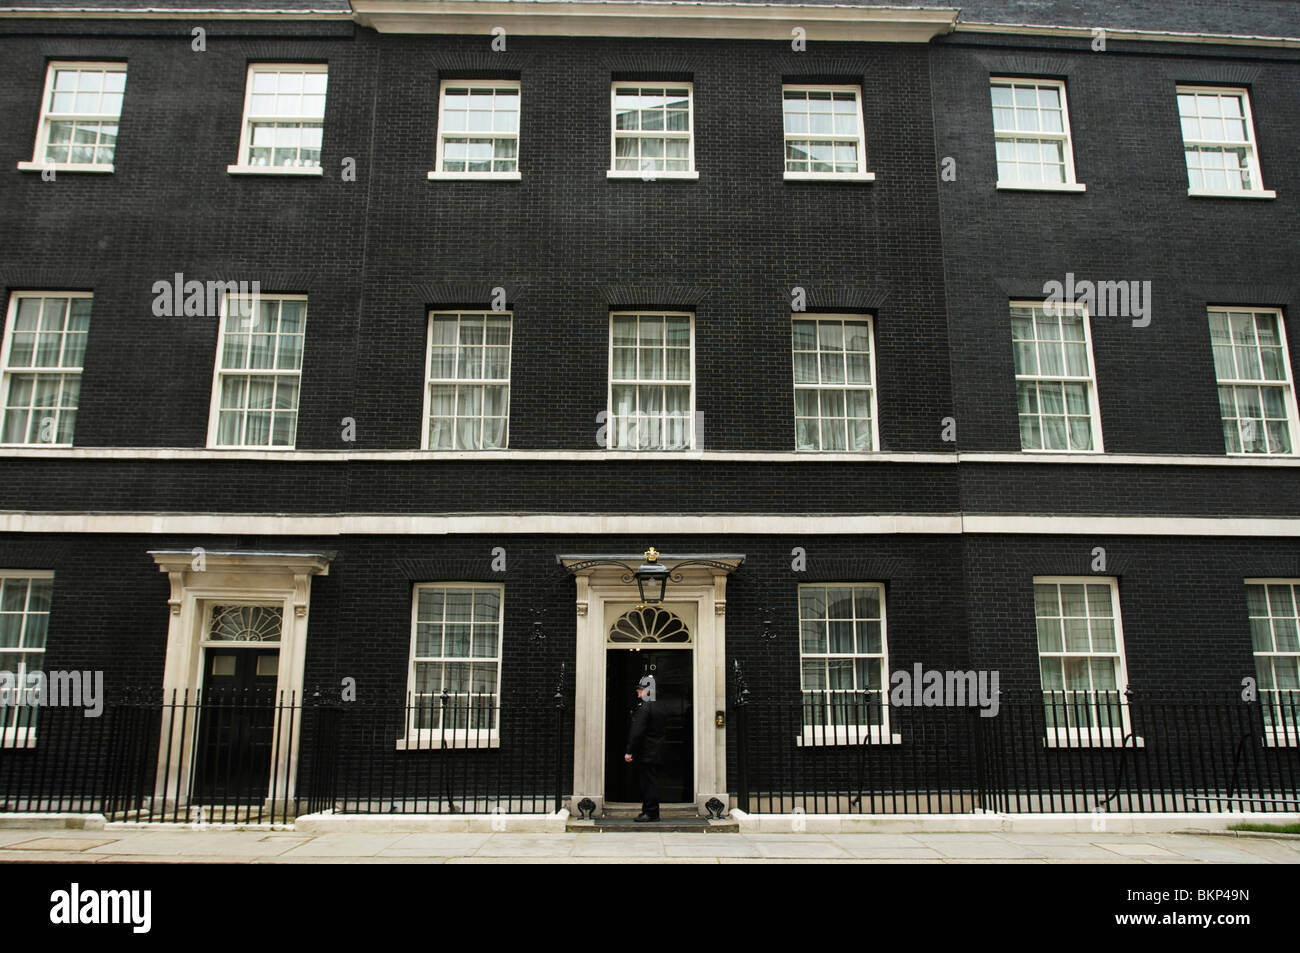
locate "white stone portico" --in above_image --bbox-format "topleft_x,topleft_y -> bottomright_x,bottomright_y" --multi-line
148,550 -> 332,807
558,553 -> 743,816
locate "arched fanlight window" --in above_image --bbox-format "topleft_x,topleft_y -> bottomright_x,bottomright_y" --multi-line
208,605 -> 283,643
608,606 -> 690,644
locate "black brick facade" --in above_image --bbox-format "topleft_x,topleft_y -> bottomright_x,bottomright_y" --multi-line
1,5 -> 1298,807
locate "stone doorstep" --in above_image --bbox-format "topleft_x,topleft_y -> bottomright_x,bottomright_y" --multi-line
567,817 -> 739,833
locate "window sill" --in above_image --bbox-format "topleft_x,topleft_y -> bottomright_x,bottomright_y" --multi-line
1188,188 -> 1275,200
606,170 -> 699,181
16,161 -> 112,174
396,734 -> 500,751
1261,729 -> 1298,748
1,733 -> 36,749
796,728 -> 901,747
1019,447 -> 1104,455
1226,451 -> 1297,458
0,442 -> 74,449
996,181 -> 1087,193
784,171 -> 876,183
427,171 -> 521,181
1043,732 -> 1143,749
226,165 -> 323,176
206,444 -> 298,451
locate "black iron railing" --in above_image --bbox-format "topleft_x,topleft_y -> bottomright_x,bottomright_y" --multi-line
730,687 -> 1300,814
0,689 -> 571,823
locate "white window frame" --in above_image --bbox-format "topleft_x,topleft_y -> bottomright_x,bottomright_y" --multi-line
1177,85 -> 1274,200
796,582 -> 898,746
421,310 -> 513,450
0,292 -> 91,448
607,82 -> 698,180
781,84 -> 874,182
402,582 -> 504,750
428,80 -> 522,181
227,63 -> 327,177
1012,300 -> 1104,453
1245,578 -> 1300,747
990,77 -> 1086,193
0,570 -> 55,748
1209,307 -> 1298,457
606,311 -> 696,451
792,313 -> 879,452
1033,576 -> 1137,748
17,61 -> 125,174
206,293 -> 307,450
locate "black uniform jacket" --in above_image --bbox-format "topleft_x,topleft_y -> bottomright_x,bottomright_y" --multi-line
625,699 -> 667,764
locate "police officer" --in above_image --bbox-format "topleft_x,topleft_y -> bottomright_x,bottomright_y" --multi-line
623,674 -> 667,822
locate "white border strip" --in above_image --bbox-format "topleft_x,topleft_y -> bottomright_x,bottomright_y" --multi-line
2,512 -> 1298,537
1,447 -> 1298,467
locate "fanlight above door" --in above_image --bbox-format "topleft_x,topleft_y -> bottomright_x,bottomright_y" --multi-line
608,606 -> 691,644
207,605 -> 283,643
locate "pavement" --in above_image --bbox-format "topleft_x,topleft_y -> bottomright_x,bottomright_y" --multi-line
0,826 -> 1297,863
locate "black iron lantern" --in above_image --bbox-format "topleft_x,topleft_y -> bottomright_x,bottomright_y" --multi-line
633,547 -> 670,606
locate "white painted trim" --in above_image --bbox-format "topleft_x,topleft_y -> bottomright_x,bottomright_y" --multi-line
231,63 -> 328,176
4,446 -> 1300,466
148,551 -> 329,809
955,21 -> 1300,50
2,7 -> 1295,51
607,311 -> 696,450
606,170 -> 699,180
351,2 -> 959,43
0,291 -> 92,449
1010,299 -> 1104,453
206,293 -> 308,450
990,77 -> 1083,192
433,79 -> 521,178
996,182 -> 1087,193
427,171 -> 521,181
0,9 -> 353,20
5,512 -> 1300,537
609,81 -> 695,177
227,165 -> 323,176
1189,189 -> 1276,200
961,515 -> 1300,536
16,161 -> 113,174
25,61 -> 126,173
783,171 -> 875,182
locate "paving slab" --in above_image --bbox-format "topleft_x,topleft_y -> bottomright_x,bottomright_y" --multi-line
826,833 -> 928,849
280,834 -> 408,857
570,833 -> 667,857
473,834 -> 579,857
2,836 -> 117,852
663,837 -> 761,858
1095,842 -> 1179,857
751,840 -> 853,859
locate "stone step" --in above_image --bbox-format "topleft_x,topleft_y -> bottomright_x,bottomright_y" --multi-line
567,816 -> 739,833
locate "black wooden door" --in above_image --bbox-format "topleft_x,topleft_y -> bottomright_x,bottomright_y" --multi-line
604,649 -> 693,803
193,648 -> 279,802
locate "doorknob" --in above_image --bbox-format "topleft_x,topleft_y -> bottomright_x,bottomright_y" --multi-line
715,711 -> 725,728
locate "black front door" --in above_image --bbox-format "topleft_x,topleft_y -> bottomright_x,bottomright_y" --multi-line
605,649 -> 693,803
193,648 -> 279,803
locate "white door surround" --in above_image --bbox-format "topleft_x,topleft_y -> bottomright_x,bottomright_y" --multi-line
558,553 -> 743,816
148,550 -> 331,807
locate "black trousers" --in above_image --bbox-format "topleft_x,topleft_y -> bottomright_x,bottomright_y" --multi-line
638,761 -> 660,817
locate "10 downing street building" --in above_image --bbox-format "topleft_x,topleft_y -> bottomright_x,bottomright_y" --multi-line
0,0 -> 1296,821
